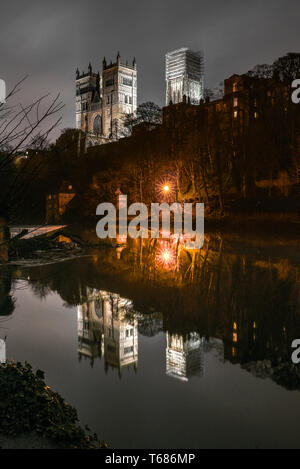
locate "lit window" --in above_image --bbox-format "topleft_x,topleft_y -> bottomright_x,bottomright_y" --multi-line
234,110 -> 238,119
122,77 -> 132,86
68,185 -> 72,190
254,111 -> 258,119
233,333 -> 238,343
233,82 -> 238,92
233,322 -> 237,330
93,115 -> 102,134
233,97 -> 238,107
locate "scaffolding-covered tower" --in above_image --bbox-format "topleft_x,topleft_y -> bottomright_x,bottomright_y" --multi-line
165,47 -> 204,105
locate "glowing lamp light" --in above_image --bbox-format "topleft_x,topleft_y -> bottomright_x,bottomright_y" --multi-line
156,245 -> 176,271
156,177 -> 175,200
162,251 -> 170,262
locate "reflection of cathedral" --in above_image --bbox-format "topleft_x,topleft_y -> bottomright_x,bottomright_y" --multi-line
78,288 -> 104,361
78,288 -> 138,373
0,339 -> 6,364
166,332 -> 204,381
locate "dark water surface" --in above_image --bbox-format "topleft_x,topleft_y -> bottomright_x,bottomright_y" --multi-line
1,232 -> 300,448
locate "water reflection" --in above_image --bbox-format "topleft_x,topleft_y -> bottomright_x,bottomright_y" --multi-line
0,338 -> 6,363
166,332 -> 205,381
1,231 -> 300,391
78,288 -> 138,374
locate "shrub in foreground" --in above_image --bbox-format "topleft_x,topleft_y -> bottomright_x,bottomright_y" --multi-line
0,361 -> 107,449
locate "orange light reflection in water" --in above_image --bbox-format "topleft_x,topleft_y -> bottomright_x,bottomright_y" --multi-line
155,242 -> 177,271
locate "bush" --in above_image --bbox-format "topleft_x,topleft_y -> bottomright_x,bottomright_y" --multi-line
0,361 -> 107,449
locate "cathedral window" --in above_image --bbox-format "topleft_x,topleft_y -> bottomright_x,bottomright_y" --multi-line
105,78 -> 114,87
122,77 -> 132,86
93,115 -> 102,134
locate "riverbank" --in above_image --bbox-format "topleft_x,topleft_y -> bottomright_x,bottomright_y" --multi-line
0,362 -> 107,449
3,227 -> 113,267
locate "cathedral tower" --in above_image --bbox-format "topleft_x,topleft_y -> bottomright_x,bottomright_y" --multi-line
75,53 -> 137,146
102,53 -> 137,139
165,47 -> 204,105
75,63 -> 101,134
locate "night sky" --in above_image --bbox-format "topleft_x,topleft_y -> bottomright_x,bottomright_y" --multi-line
1,0 -> 299,138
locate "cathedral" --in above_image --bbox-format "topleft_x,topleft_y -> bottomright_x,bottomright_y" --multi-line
76,53 -> 137,146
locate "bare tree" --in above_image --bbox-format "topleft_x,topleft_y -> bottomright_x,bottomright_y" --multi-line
0,78 -> 63,261
120,102 -> 162,137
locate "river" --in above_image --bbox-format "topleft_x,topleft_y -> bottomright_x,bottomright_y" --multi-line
1,231 -> 300,448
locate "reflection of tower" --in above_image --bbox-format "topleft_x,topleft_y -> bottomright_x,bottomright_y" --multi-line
102,292 -> 138,373
166,332 -> 204,381
77,288 -> 104,361
0,339 -> 6,364
77,288 -> 138,373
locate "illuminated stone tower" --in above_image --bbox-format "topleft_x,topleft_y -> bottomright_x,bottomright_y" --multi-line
75,63 -> 101,138
165,47 -> 204,105
75,53 -> 137,146
102,53 -> 137,139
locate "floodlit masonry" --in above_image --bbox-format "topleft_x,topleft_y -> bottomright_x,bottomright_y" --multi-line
165,47 -> 204,105
76,53 -> 137,146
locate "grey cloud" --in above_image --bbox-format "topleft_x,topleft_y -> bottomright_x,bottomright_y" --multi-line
0,0 -> 299,140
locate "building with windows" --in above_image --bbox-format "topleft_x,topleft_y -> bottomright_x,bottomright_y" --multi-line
165,47 -> 204,105
166,332 -> 205,381
77,288 -> 138,373
45,181 -> 75,223
76,53 -> 137,146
